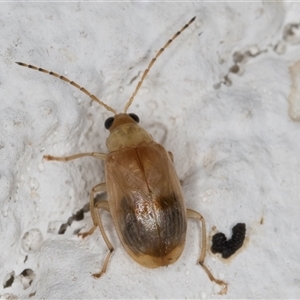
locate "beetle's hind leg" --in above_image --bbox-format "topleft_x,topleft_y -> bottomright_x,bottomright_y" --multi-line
187,209 -> 228,295
79,182 -> 114,278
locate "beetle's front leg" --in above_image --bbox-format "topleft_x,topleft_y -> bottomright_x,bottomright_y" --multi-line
187,209 -> 228,295
44,152 -> 107,161
79,182 -> 114,278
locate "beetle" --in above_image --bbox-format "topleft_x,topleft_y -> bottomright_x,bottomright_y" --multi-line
17,17 -> 227,294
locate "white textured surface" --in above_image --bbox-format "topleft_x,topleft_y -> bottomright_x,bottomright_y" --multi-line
1,2 -> 300,299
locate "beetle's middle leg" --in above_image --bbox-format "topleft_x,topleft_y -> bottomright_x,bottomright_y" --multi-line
168,151 -> 184,184
79,182 -> 114,278
168,151 -> 174,162
187,209 -> 228,294
45,151 -> 113,277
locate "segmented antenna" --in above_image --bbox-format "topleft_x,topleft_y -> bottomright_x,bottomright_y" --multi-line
16,17 -> 196,115
15,62 -> 117,114
123,16 -> 196,113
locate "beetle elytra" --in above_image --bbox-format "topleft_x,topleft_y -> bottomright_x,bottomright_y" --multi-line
17,16 -> 227,294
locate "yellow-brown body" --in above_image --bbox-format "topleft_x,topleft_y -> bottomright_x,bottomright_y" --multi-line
105,114 -> 186,267
105,117 -> 186,266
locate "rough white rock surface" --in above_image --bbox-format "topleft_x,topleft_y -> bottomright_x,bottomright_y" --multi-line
1,2 -> 300,299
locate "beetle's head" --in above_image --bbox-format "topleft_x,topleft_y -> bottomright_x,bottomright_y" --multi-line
105,113 -> 153,152
104,113 -> 139,132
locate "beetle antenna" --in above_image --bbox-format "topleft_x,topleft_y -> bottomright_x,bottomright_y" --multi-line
15,62 -> 117,114
124,16 -> 196,113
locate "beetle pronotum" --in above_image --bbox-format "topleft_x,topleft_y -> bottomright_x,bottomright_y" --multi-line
17,17 -> 227,294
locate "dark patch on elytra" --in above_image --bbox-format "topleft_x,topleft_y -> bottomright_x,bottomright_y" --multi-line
120,192 -> 186,257
211,223 -> 246,258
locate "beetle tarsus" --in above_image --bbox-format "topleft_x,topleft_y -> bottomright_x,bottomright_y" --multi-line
92,271 -> 104,279
199,262 -> 228,295
43,155 -> 54,160
78,225 -> 97,239
92,248 -> 114,278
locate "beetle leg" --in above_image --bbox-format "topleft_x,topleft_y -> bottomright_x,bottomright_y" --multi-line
44,152 -> 107,161
95,200 -> 110,212
78,183 -> 107,238
168,151 -> 184,184
91,200 -> 114,278
168,151 -> 174,162
187,209 -> 228,295
79,182 -> 114,278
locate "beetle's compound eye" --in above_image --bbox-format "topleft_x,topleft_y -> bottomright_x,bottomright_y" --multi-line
129,113 -> 140,123
104,117 -> 114,129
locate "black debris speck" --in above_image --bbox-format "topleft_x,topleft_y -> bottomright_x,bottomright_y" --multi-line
211,223 -> 246,259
